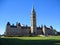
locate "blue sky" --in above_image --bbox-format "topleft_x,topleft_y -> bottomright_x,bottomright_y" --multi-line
0,0 -> 60,34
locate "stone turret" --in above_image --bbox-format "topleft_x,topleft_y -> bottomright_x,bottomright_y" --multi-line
7,22 -> 10,25
5,22 -> 11,36
42,25 -> 47,36
16,22 -> 21,28
6,22 -> 10,29
50,26 -> 57,35
16,22 -> 21,36
50,26 -> 53,30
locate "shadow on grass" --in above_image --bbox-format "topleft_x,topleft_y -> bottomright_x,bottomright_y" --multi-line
0,38 -> 60,45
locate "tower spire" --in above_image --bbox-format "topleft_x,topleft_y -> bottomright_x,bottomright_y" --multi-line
30,6 -> 37,35
31,6 -> 36,14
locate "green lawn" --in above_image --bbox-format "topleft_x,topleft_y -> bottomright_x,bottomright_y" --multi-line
0,36 -> 60,45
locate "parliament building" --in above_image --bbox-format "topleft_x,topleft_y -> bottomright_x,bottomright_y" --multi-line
4,7 -> 57,36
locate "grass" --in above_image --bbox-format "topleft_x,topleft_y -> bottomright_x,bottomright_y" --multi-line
0,36 -> 60,45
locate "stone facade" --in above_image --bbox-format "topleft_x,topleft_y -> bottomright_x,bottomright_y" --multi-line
4,7 -> 57,36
